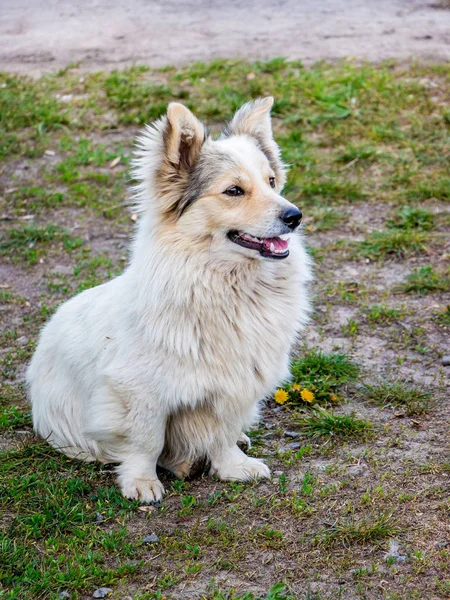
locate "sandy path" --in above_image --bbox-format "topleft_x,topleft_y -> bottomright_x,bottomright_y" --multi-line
0,0 -> 449,74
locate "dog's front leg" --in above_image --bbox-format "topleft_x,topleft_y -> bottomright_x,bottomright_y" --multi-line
116,404 -> 166,504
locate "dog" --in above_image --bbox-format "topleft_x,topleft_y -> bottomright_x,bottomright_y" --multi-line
27,97 -> 312,502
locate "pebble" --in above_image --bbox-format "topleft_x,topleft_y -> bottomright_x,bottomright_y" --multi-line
442,356 -> 450,367
58,593 -> 70,599
142,533 -> 159,544
95,512 -> 105,524
92,589 -> 112,599
273,470 -> 284,477
284,430 -> 300,439
287,442 -> 301,450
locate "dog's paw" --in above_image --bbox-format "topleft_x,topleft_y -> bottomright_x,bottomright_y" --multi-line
171,460 -> 193,479
237,432 -> 252,451
119,475 -> 165,504
211,456 -> 270,482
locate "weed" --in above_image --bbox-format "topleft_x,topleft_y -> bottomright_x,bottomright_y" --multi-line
400,266 -> 450,295
0,225 -> 83,265
435,305 -> 450,325
388,206 -> 435,231
306,205 -> 344,232
361,381 -> 431,416
356,229 -> 429,260
296,408 -> 372,439
285,350 -> 359,404
365,305 -> 403,325
320,512 -> 400,545
341,318 -> 359,337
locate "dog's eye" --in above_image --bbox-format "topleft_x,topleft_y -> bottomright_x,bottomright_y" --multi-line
224,186 -> 245,197
269,177 -> 276,189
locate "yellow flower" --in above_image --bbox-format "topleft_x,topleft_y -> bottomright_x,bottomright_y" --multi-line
274,389 -> 289,404
330,394 -> 338,402
301,389 -> 315,403
291,383 -> 301,391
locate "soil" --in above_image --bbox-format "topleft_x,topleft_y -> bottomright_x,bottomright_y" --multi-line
1,0 -> 450,76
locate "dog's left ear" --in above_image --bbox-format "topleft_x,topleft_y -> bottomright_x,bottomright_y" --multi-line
224,97 -> 286,186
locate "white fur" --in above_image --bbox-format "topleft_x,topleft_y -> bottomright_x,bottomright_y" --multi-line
27,100 -> 312,502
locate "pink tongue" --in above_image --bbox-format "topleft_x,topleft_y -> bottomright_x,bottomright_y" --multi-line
263,237 -> 288,252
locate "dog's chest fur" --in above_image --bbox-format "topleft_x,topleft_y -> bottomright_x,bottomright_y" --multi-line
135,242 -> 310,409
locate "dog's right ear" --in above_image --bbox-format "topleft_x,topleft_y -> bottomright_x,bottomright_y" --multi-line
164,103 -> 206,171
133,103 -> 206,217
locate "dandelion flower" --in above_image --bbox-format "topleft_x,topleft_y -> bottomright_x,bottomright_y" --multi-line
330,394 -> 338,402
274,389 -> 289,404
301,389 -> 315,403
291,383 -> 301,391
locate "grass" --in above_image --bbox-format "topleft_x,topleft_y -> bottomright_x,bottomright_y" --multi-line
361,381 -> 431,416
1,442 -> 142,599
1,58 -> 449,599
400,266 -> 450,295
319,512 -> 400,546
355,229 -> 429,260
306,205 -> 344,232
284,350 -> 359,405
295,409 -> 372,439
365,305 -> 404,325
387,206 -> 436,231
0,225 -> 84,264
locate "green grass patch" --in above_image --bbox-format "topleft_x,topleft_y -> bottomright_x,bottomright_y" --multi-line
295,408 -> 372,439
1,442 -> 140,599
361,381 -> 431,416
365,304 -> 404,325
0,225 -> 84,265
387,206 -> 435,231
400,266 -> 450,295
319,512 -> 399,546
279,350 -> 359,405
0,405 -> 31,431
0,73 -> 69,157
306,205 -> 344,232
356,229 -> 429,260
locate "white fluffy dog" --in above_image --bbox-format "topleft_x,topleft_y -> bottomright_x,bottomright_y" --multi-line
27,97 -> 312,502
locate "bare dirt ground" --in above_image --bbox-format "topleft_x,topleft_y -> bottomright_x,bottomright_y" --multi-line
1,0 -> 450,76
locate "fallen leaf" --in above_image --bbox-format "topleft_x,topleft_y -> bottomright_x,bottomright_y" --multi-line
109,156 -> 121,168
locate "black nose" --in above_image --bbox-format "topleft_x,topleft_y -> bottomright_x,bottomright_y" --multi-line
281,206 -> 302,230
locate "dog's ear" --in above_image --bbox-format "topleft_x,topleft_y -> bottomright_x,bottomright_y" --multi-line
133,103 -> 206,218
164,103 -> 206,170
227,96 -> 274,140
224,97 -> 286,187
153,103 -> 206,217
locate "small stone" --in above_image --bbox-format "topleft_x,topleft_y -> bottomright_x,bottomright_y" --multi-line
95,512 -> 105,523
273,470 -> 284,477
284,430 -> 299,439
44,149 -> 56,156
142,533 -> 159,544
436,541 -> 449,549
442,356 -> 450,367
58,593 -> 70,599
92,588 -> 112,599
287,442 -> 301,450
265,423 -> 275,430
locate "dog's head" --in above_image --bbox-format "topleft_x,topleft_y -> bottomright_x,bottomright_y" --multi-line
133,97 -> 302,261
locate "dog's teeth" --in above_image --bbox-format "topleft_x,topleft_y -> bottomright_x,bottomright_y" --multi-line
270,243 -> 275,253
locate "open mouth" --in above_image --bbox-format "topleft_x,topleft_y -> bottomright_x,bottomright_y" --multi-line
227,231 -> 290,259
